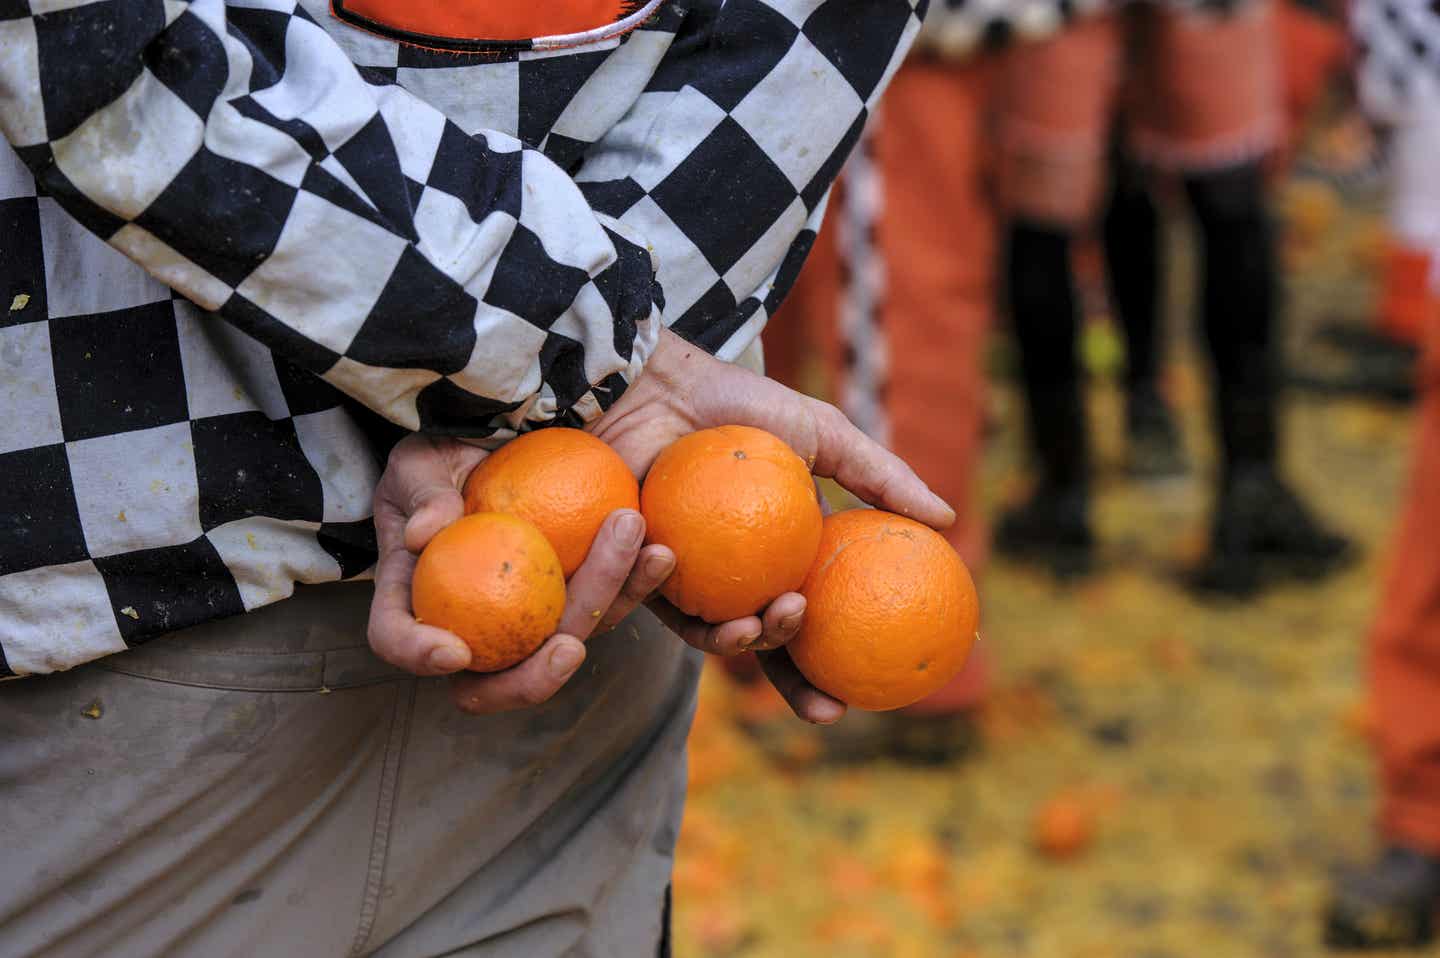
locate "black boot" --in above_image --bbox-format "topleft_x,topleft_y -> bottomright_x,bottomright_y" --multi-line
1325,846 -> 1440,949
995,479 -> 1095,579
1291,320 -> 1418,404
1192,464 -> 1354,596
1182,164 -> 1353,594
999,222 -> 1095,578
1126,383 -> 1189,479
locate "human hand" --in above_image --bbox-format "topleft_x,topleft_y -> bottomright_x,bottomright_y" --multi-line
590,330 -> 954,528
368,433 -> 675,713
587,329 -> 956,724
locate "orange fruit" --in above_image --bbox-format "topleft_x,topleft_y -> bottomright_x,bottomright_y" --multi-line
1032,794 -> 1095,861
641,425 -> 823,622
787,510 -> 979,711
463,427 -> 638,578
411,512 -> 565,672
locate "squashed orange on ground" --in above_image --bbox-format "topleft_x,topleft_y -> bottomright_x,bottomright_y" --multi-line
1033,793 -> 1096,861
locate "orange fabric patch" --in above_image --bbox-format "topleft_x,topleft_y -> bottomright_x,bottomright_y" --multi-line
336,0 -> 639,45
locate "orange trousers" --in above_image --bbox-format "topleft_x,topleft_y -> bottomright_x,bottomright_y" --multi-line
1370,295 -> 1440,851
1376,245 -> 1433,346
764,56 -> 998,712
1275,0 -> 1348,171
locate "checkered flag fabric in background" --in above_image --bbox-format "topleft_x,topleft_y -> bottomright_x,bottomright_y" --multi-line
0,0 -> 921,676
1352,0 -> 1440,123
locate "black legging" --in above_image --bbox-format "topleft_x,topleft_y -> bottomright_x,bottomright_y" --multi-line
1104,159 -> 1164,397
1006,160 -> 1278,484
1184,162 -> 1279,472
1006,221 -> 1088,489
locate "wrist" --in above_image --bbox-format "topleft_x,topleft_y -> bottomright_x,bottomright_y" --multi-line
644,327 -> 705,386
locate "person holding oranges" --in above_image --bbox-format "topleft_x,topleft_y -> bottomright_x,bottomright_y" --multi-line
373,329 -> 954,720
0,0 -> 949,954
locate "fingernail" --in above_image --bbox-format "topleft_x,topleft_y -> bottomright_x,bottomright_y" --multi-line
780,612 -> 804,633
739,626 -> 764,650
644,553 -> 674,579
429,646 -> 470,672
548,642 -> 584,678
615,513 -> 644,548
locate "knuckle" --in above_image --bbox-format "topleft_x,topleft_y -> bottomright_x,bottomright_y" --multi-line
814,400 -> 846,431
366,622 -> 395,662
384,438 -> 416,475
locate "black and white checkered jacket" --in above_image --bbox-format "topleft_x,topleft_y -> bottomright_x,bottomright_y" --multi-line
0,0 -> 921,677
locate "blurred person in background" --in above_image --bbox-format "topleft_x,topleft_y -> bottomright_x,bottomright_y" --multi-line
1320,0 -> 1435,394
1097,0 -> 1351,480
759,0 -> 1103,757
996,0 -> 1353,593
1322,0 -> 1440,948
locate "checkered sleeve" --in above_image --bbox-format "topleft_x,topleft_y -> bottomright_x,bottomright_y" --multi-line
0,0 -> 662,439
572,0 -> 924,362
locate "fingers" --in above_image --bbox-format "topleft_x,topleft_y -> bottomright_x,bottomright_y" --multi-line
758,592 -> 805,650
648,592 -> 804,656
368,434 -> 488,676
557,509 -> 647,640
367,545 -> 473,675
808,400 -> 955,530
374,434 -> 487,555
403,486 -> 468,555
756,647 -> 847,725
597,544 -> 675,633
449,635 -> 587,714
648,598 -> 762,655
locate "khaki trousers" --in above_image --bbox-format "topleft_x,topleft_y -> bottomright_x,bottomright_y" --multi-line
0,582 -> 698,957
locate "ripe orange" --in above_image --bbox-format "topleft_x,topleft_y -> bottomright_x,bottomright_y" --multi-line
411,512 -> 566,672
463,427 -> 638,578
641,425 -> 823,622
787,510 -> 979,711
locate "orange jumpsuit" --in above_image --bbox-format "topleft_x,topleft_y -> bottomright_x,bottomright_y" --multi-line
1352,0 -> 1440,850
1368,303 -> 1440,850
